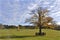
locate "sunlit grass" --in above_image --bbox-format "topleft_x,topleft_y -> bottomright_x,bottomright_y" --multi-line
0,29 -> 60,40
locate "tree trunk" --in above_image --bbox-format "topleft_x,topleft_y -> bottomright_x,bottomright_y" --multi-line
39,25 -> 42,34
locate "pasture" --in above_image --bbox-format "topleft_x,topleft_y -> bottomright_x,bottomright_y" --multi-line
0,29 -> 60,40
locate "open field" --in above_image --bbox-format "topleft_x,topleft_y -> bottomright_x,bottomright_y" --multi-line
0,29 -> 60,40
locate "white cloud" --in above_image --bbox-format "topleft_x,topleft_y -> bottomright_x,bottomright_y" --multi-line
50,6 -> 54,8
43,1 -> 50,4
28,3 -> 38,10
51,11 -> 60,16
56,22 -> 60,25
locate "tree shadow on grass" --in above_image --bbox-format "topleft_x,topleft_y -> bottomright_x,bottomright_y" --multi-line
0,35 -> 36,39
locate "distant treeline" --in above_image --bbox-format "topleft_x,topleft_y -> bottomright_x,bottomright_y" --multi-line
0,24 -> 17,29
0,24 -> 37,29
0,24 -> 60,30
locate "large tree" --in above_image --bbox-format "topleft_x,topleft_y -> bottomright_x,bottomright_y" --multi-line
25,7 -> 53,35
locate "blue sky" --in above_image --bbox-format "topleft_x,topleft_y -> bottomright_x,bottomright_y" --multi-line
0,0 -> 60,26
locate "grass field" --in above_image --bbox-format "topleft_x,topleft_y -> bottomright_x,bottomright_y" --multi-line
0,29 -> 60,40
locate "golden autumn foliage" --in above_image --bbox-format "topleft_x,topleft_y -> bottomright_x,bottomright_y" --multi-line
25,7 -> 55,29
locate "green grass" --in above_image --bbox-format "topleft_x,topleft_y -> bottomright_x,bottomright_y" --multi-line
0,29 -> 60,40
